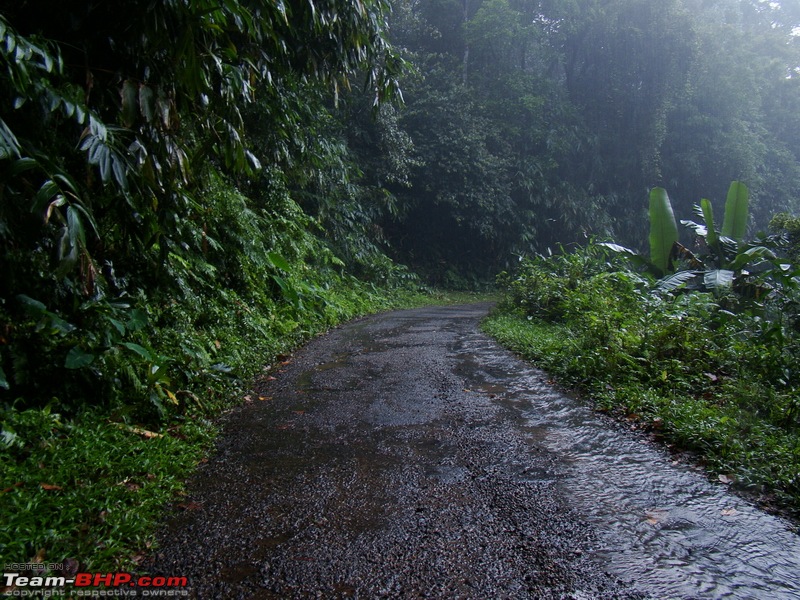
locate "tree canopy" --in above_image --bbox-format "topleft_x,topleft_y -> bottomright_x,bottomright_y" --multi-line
376,0 -> 800,280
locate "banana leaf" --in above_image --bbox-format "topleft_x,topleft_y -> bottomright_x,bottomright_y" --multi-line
721,181 -> 749,241
649,187 -> 678,275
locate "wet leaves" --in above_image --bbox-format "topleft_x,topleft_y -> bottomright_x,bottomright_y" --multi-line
118,479 -> 141,492
2,481 -> 24,494
115,424 -> 163,439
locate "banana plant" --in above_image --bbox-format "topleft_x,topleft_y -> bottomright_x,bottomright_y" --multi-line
603,181 -> 786,296
599,187 -> 678,277
649,187 -> 679,276
667,181 -> 751,293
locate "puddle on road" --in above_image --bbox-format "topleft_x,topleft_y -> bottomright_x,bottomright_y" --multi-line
455,332 -> 800,600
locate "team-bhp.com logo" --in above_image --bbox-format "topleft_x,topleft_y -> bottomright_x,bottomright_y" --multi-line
3,571 -> 188,597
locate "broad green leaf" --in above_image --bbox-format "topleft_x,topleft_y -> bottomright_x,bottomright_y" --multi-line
108,318 -> 126,336
721,181 -> 749,241
111,154 -> 128,190
597,242 -> 637,256
649,187 -> 678,275
731,245 -> 776,271
680,219 -> 707,238
98,146 -> 111,182
66,206 -> 86,247
65,346 -> 95,369
89,114 -> 107,141
122,342 -> 153,361
17,294 -> 47,313
704,269 -> 734,290
656,270 -> 699,293
0,117 -> 21,158
700,198 -> 718,248
127,309 -> 149,331
69,201 -> 99,238
11,157 -> 37,176
34,180 -> 59,215
267,251 -> 291,271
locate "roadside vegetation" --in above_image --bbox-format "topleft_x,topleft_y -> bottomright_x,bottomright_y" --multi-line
485,184 -> 800,519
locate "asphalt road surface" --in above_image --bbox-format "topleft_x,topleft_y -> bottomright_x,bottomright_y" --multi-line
148,304 -> 800,599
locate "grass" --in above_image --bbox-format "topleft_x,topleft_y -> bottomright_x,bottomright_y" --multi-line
1,408 -> 213,569
0,286 -> 492,572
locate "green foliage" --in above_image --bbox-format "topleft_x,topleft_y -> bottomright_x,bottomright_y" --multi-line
722,181 -> 751,241
649,187 -> 679,276
0,406 -> 213,568
0,0 -> 413,420
490,239 -> 800,514
384,0 -> 800,276
0,1 -> 434,568
604,181 -> 794,300
769,212 -> 800,261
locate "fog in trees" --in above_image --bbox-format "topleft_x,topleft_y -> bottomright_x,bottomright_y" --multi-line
370,0 -> 800,283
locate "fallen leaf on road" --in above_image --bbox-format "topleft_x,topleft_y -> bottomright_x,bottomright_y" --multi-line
645,509 -> 668,525
40,483 -> 63,491
721,508 -> 739,517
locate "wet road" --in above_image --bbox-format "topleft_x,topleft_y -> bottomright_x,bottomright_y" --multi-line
149,304 -> 800,599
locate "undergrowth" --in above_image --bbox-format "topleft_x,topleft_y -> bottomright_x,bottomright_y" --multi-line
484,243 -> 800,519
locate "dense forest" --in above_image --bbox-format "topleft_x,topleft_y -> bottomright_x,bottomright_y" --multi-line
383,0 -> 800,281
2,0 -> 800,568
